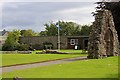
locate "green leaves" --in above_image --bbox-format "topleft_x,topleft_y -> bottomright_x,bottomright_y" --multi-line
2,30 -> 21,51
20,29 -> 38,36
40,21 -> 91,36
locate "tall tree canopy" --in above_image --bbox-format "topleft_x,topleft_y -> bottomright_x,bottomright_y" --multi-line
20,29 -> 38,36
2,29 -> 38,51
39,21 -> 90,36
2,30 -> 21,51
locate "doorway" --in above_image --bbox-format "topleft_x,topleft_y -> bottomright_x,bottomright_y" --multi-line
104,29 -> 114,56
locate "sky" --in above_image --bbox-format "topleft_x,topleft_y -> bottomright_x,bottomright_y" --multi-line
0,0 -> 119,32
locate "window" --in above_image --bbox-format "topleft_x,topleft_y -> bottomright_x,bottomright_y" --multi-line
70,39 -> 75,45
70,39 -> 78,45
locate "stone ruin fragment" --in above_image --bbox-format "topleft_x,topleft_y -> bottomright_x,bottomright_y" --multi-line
88,9 -> 119,59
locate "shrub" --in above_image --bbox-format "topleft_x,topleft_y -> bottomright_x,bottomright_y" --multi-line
31,44 -> 42,50
17,44 -> 30,51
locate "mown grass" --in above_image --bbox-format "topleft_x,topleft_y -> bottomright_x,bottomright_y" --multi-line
2,56 -> 118,78
0,53 -> 2,66
32,49 -> 84,54
59,50 -> 84,53
2,53 -> 87,66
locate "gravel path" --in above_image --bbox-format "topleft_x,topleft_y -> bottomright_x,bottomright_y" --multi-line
2,56 -> 87,73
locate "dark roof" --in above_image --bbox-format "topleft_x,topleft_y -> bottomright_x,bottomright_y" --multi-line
67,36 -> 89,38
0,30 -> 8,36
20,35 -> 89,38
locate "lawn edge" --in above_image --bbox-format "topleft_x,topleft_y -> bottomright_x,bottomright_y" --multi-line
2,56 -> 87,68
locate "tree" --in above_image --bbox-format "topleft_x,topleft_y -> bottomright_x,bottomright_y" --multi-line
2,30 -> 31,51
39,31 -> 47,36
58,21 -> 81,36
20,29 -> 38,36
80,25 -> 91,36
2,30 -> 21,51
17,43 -> 30,51
39,21 -> 90,36
45,23 -> 58,36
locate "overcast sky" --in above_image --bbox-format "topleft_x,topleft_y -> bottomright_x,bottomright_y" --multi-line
1,0 -> 119,32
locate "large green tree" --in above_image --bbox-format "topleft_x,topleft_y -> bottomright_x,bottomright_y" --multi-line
3,29 -> 40,51
44,23 -> 58,36
2,30 -> 21,51
58,21 -> 81,36
39,21 -> 90,36
20,29 -> 38,36
80,25 -> 91,36
39,31 -> 47,36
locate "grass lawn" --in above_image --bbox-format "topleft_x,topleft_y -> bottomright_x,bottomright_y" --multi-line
2,56 -> 118,78
59,50 -> 84,53
0,54 -> 1,66
32,49 -> 84,54
2,53 -> 87,66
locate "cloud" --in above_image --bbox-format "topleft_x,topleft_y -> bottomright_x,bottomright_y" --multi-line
0,3 -> 2,30
53,3 -> 95,24
111,0 -> 120,1
1,0 -> 100,2
2,2 -> 96,32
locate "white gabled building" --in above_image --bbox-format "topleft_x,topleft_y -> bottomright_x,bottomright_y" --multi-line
0,29 -> 8,50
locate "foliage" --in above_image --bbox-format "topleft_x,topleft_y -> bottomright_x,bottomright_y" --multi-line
17,44 -> 30,51
45,23 -> 58,36
31,44 -> 41,50
2,30 -> 21,51
80,25 -> 91,36
39,21 -> 91,36
2,22 -> 90,51
2,29 -> 38,51
39,31 -> 47,36
20,29 -> 38,36
58,21 -> 81,36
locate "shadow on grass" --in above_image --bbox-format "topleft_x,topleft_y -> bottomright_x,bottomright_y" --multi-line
2,73 -> 119,80
105,73 -> 119,79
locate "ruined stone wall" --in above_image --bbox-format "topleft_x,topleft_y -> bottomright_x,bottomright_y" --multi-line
88,9 -> 119,59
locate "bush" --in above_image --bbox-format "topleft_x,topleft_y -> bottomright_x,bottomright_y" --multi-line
31,44 -> 42,50
17,44 -> 30,51
2,43 -> 19,51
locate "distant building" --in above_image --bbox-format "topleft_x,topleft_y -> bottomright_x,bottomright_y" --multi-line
19,36 -> 89,50
0,29 -> 8,50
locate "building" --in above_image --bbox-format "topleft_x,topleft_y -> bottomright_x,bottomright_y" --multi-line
20,36 -> 89,50
0,30 -> 8,50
